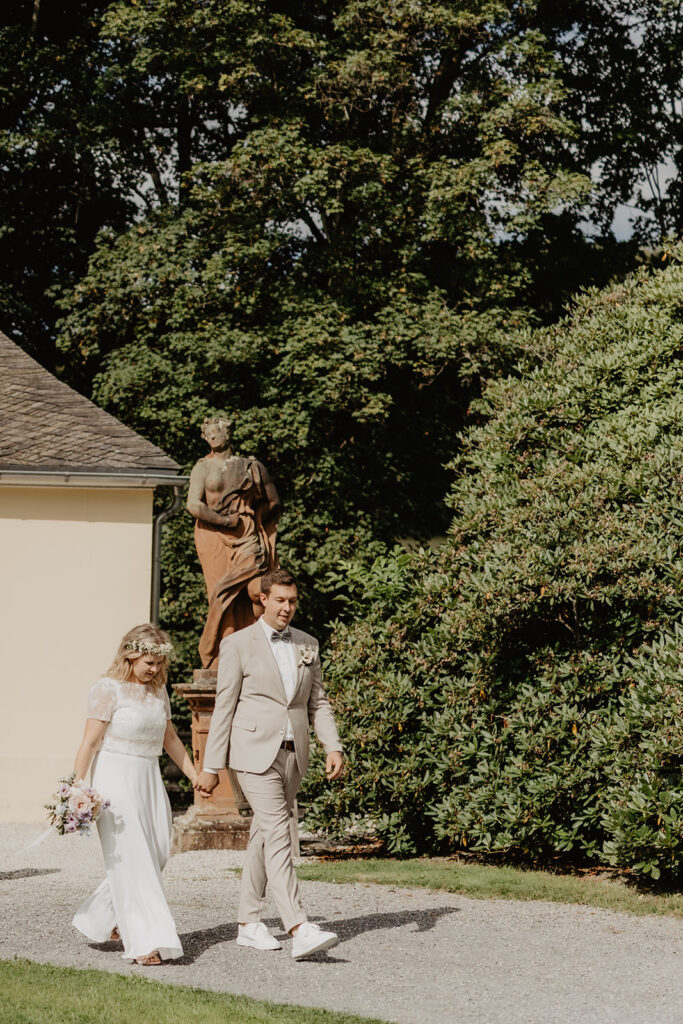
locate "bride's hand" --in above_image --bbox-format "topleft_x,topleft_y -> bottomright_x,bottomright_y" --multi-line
195,770 -> 220,796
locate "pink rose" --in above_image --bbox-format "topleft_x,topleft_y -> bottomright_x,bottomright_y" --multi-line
68,792 -> 91,815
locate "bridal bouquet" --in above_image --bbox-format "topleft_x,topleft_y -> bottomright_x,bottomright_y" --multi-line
45,773 -> 109,836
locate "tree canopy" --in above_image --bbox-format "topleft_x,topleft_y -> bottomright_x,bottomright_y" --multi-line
6,0 -> 683,365
46,0 -> 642,651
0,2 -> 135,360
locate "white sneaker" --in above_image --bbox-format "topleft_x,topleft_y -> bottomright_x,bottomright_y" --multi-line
236,922 -> 282,951
291,921 -> 339,960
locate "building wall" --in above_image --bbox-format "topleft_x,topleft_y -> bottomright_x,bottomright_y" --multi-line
0,486 -> 154,822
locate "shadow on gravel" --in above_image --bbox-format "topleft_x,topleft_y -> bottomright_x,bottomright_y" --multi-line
87,939 -> 123,954
172,906 -> 459,965
174,922 -> 237,965
0,867 -> 60,880
326,905 -> 460,943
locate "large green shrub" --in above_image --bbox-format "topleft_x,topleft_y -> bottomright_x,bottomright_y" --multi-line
302,250 -> 683,880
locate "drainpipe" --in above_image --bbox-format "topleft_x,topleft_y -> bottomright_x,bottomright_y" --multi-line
151,484 -> 186,625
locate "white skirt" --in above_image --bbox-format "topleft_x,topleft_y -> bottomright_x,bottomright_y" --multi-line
72,750 -> 183,961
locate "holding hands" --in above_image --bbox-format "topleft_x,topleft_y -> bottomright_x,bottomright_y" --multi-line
195,770 -> 220,798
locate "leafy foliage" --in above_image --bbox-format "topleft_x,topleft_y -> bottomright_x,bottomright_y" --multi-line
600,629 -> 683,880
303,250 -> 683,880
0,2 -> 135,363
8,1 -> 683,362
54,0 -> 609,674
549,0 -> 683,242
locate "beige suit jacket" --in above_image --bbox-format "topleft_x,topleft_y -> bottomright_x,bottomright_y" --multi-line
202,621 -> 342,776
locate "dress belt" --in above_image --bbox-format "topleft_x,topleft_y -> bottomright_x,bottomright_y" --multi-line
280,740 -> 296,751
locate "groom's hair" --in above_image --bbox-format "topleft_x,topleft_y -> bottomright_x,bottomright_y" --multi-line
260,568 -> 297,595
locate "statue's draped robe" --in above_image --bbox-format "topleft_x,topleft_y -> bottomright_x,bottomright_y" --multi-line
195,457 -> 278,668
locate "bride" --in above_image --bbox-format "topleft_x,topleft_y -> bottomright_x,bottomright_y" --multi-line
71,624 -> 197,965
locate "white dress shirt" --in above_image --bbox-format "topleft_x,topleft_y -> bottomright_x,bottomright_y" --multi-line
203,617 -> 297,774
259,615 -> 296,742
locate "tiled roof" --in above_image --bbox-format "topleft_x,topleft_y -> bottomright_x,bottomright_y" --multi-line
0,332 -> 180,473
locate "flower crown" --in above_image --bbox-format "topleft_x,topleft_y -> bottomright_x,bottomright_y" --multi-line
125,639 -> 173,657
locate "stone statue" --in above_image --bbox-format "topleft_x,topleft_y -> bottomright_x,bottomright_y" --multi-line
187,417 -> 280,668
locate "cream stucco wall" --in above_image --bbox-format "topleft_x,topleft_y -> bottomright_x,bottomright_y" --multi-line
0,486 -> 154,822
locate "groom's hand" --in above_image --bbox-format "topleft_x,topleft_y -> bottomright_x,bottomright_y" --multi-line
195,770 -> 220,796
326,751 -> 344,781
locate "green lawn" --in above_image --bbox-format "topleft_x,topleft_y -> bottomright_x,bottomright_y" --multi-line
0,960 -> 387,1024
297,857 -> 683,918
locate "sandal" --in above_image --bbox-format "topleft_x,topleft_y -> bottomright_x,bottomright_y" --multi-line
134,951 -> 162,966
109,927 -> 120,942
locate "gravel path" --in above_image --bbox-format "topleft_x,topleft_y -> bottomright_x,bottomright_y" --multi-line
1,823 -> 681,1024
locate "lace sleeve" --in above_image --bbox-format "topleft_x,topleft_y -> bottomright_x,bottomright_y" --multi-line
87,677 -> 116,721
162,687 -> 172,721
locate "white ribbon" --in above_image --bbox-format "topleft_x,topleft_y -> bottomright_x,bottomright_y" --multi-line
19,826 -> 54,854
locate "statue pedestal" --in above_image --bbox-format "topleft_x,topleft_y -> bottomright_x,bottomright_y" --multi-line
171,669 -> 252,853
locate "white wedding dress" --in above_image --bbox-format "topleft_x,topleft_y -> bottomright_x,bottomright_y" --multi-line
72,677 -> 183,961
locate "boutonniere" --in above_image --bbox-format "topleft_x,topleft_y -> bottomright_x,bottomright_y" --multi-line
297,644 -> 316,666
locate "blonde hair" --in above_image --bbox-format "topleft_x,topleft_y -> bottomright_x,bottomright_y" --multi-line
107,624 -> 172,691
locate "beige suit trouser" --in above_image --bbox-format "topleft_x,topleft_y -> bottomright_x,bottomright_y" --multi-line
235,747 -> 306,934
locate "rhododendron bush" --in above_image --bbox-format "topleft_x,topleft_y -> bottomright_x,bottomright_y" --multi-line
303,253 -> 683,881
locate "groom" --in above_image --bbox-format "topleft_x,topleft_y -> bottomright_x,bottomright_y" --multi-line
196,568 -> 344,959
